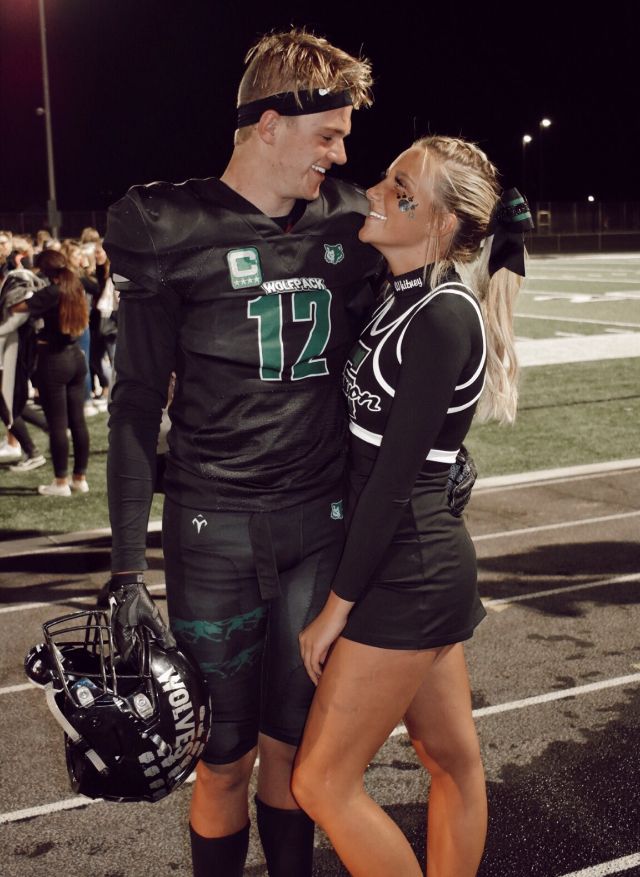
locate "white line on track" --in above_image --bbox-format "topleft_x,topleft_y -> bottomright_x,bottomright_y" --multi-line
0,583 -> 166,615
515,312 -> 640,329
482,572 -> 640,609
524,290 -> 640,299
476,467 -> 640,494
2,577 -> 633,695
1,512 -> 637,618
557,853 -> 640,876
386,672 -> 640,736
2,673 -> 638,825
473,510 -> 640,542
0,683 -> 32,695
469,674 -> 640,718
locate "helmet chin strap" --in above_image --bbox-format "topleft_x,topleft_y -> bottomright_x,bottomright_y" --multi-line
44,683 -> 109,775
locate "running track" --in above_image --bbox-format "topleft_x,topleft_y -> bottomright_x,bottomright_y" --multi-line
0,460 -> 638,876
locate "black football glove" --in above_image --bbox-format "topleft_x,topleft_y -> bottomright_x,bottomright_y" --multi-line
447,444 -> 478,517
106,574 -> 176,662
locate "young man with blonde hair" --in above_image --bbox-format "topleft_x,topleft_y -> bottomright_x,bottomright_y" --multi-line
104,29 -> 379,876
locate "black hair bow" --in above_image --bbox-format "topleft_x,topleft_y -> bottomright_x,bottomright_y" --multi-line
487,188 -> 534,277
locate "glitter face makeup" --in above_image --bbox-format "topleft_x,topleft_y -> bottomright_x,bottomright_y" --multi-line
359,146 -> 449,273
396,183 -> 419,219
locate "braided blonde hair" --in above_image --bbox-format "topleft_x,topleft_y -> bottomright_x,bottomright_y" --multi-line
414,136 -> 523,424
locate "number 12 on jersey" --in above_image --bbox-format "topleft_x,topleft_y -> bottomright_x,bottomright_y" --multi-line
248,289 -> 332,381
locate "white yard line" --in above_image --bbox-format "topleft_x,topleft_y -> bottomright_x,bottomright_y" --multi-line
516,333 -> 640,366
557,853 -> 640,876
3,673 -> 638,825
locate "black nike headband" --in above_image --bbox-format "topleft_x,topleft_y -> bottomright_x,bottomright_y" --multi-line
237,88 -> 353,127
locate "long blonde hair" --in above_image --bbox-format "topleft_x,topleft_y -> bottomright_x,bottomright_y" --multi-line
413,136 -> 524,424
235,29 -> 373,144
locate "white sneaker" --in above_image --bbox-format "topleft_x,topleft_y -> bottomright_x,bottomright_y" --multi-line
70,478 -> 89,494
84,403 -> 100,417
38,481 -> 71,497
0,440 -> 22,462
9,454 -> 47,472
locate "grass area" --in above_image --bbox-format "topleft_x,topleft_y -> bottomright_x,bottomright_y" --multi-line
467,357 -> 640,476
524,279 -> 640,293
514,316 -> 627,338
0,412 -> 163,539
1,357 -> 638,538
517,297 -> 640,324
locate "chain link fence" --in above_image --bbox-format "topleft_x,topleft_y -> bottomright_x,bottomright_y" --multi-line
2,203 -> 640,254
527,201 -> 640,254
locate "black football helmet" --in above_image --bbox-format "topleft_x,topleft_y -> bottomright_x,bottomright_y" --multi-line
25,609 -> 211,803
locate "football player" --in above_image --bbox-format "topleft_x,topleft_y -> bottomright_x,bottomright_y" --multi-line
104,29 -> 379,877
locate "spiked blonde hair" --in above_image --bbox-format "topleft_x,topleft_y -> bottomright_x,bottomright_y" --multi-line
235,29 -> 373,143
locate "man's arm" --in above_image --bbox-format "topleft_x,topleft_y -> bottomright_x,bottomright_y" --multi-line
103,190 -> 179,656
107,286 -> 177,571
104,285 -> 179,658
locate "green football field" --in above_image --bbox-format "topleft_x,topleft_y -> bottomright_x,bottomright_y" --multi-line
514,253 -> 640,339
1,253 -> 639,537
468,252 -> 640,474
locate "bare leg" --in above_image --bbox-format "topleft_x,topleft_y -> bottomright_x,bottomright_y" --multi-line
293,637 -> 440,877
190,747 -> 257,837
404,644 -> 487,877
257,733 -> 299,808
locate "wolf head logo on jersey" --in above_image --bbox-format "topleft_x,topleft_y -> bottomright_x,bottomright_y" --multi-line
324,244 -> 344,265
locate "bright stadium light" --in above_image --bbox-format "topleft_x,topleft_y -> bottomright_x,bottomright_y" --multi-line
587,195 -> 595,202
521,135 -> 533,194
538,119 -> 552,202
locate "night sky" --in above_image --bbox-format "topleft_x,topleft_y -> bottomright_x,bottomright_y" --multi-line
1,1 -> 637,216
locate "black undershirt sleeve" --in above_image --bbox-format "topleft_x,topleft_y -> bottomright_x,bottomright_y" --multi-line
331,298 -> 472,603
107,287 -> 179,572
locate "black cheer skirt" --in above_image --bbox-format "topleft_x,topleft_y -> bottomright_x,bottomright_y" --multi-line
341,462 -> 486,651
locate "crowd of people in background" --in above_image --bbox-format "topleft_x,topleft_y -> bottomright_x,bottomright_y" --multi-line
0,226 -> 117,495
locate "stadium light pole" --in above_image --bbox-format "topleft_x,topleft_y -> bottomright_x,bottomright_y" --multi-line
522,134 -> 532,195
37,0 -> 60,238
538,118 -> 552,204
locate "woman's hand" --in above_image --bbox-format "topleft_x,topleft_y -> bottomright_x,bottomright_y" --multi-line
299,592 -> 354,685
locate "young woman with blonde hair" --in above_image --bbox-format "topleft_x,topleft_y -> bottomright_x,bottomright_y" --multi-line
294,136 -> 532,876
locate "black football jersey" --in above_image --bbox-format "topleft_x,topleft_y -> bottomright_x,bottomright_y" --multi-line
105,176 -> 382,527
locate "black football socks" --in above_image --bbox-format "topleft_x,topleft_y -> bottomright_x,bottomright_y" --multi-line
255,796 -> 315,877
189,823 -> 250,877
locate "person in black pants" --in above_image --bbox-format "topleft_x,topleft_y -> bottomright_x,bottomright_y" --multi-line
12,249 -> 90,496
0,268 -> 49,471
103,28 -> 378,877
